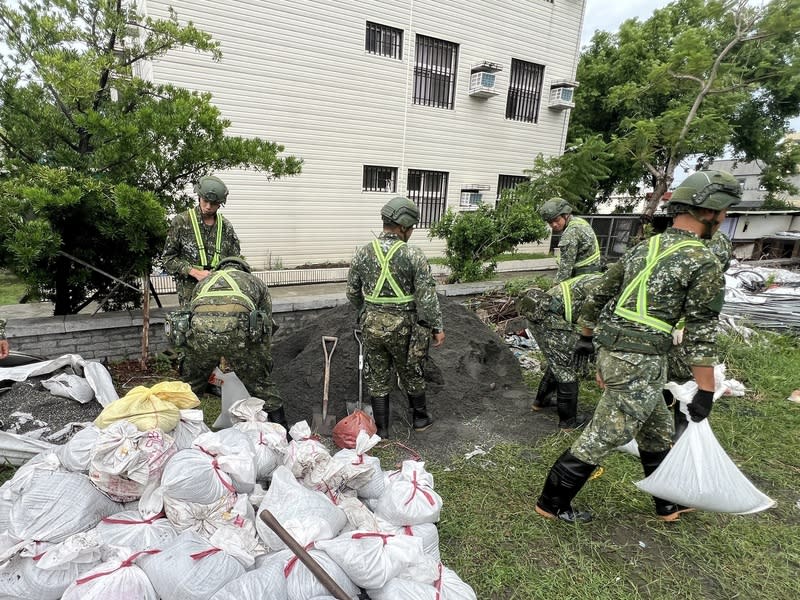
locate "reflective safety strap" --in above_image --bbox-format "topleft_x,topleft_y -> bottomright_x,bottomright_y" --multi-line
614,235 -> 704,334
192,271 -> 255,312
559,274 -> 589,323
364,239 -> 415,304
570,217 -> 601,268
188,209 -> 223,269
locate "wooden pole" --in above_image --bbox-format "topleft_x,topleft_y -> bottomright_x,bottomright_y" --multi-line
140,272 -> 150,370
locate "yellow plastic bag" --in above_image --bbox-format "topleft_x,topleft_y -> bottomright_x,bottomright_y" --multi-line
94,381 -> 198,432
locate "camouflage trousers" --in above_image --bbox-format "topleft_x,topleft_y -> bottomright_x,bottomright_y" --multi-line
529,322 -> 578,383
362,309 -> 428,397
571,347 -> 673,465
175,276 -> 200,308
183,315 -> 283,412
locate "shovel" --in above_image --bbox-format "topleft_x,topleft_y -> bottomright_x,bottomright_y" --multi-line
312,335 -> 338,435
348,328 -> 373,417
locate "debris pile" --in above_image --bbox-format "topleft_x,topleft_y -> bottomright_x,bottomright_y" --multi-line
721,263 -> 800,332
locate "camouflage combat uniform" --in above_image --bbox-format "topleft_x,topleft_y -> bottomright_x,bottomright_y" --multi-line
163,206 -> 241,306
555,216 -> 601,282
667,230 -> 732,383
182,267 -> 282,411
0,318 -> 5,341
346,232 -> 443,397
517,274 -> 602,384
572,228 -> 723,464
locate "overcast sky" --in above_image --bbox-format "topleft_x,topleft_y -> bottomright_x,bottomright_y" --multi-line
581,0 -> 673,48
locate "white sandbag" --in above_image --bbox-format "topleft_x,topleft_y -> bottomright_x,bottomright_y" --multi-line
376,463 -> 442,527
0,481 -> 12,534
9,470 -> 122,542
255,466 -> 347,551
192,429 -> 257,494
89,421 -> 177,502
172,409 -> 211,450
41,373 -> 95,404
94,509 -> 178,553
210,549 -> 292,600
337,495 -> 380,532
316,530 -> 425,589
61,550 -> 159,600
81,359 -> 119,407
0,430 -> 56,466
54,425 -> 101,472
161,449 -> 238,505
285,547 -> 359,600
393,522 -> 441,562
137,530 -> 247,600
0,546 -> 99,600
368,564 -> 477,600
331,431 -> 384,499
231,397 -> 289,480
635,419 -> 776,514
211,368 -> 249,430
284,421 -> 332,480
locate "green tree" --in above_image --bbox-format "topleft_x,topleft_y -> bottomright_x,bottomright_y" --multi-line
428,137 -> 610,283
570,0 -> 800,216
0,0 -> 301,314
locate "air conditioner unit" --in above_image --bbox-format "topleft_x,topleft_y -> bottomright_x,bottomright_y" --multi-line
549,85 -> 576,110
460,191 -> 482,207
469,71 -> 498,98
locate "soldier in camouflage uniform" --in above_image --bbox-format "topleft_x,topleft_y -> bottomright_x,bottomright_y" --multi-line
666,229 -> 733,439
539,198 -> 602,282
163,175 -> 241,307
516,274 -> 602,430
181,256 -> 287,431
346,197 -> 445,438
534,170 -> 741,524
0,318 -> 8,359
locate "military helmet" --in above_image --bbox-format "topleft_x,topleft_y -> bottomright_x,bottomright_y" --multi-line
381,196 -> 419,228
216,256 -> 251,273
195,175 -> 229,204
668,170 -> 741,212
539,198 -> 573,222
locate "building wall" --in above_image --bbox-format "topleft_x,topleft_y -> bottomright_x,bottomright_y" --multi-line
139,0 -> 583,268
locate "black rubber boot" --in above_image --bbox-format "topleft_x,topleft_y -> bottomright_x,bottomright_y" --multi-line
557,382 -> 587,431
267,406 -> 290,440
371,395 -> 390,438
640,449 -> 695,521
408,393 -> 433,431
533,366 -> 558,411
535,449 -> 596,523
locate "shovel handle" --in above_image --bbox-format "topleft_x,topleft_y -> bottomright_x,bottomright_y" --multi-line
321,336 -> 338,419
259,509 -> 352,600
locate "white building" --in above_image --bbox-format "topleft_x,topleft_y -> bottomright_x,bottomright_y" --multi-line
139,0 -> 586,268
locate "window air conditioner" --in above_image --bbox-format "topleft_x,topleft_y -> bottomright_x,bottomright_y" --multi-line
469,71 -> 498,98
549,86 -> 575,110
460,192 -> 482,207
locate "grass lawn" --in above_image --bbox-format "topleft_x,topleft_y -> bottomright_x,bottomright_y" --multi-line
0,270 -> 27,305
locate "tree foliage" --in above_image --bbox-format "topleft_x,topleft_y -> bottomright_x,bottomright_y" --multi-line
0,0 -> 301,314
570,0 -> 800,214
428,137 -> 610,283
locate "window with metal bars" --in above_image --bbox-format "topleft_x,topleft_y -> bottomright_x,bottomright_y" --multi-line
407,169 -> 449,227
362,165 -> 397,192
413,35 -> 459,109
496,174 -> 528,199
365,22 -> 403,59
506,58 -> 545,123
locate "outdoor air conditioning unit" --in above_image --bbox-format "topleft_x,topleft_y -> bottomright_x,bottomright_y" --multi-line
469,71 -> 498,98
460,191 -> 482,208
549,80 -> 578,110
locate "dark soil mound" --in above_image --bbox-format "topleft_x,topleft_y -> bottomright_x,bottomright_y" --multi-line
272,295 -> 554,462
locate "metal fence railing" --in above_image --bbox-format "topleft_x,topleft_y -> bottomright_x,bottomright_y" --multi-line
146,268 -> 351,296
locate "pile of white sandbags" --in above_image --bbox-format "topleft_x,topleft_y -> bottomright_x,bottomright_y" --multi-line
0,393 -> 477,600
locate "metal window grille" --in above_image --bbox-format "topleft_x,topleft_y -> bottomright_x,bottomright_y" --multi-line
363,165 -> 397,192
413,35 -> 458,109
496,174 -> 528,198
506,58 -> 545,122
407,169 -> 449,227
365,22 -> 403,59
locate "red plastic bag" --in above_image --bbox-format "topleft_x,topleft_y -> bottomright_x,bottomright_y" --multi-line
332,410 -> 377,449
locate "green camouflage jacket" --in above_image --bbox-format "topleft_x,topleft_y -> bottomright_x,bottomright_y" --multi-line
708,231 -> 733,271
518,274 -> 602,332
580,228 -> 722,366
347,232 -> 443,330
163,206 -> 241,278
556,216 -> 601,282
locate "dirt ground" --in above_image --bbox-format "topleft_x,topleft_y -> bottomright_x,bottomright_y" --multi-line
271,295 -> 554,462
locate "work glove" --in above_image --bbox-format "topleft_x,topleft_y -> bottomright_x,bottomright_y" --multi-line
688,389 -> 714,422
571,334 -> 595,372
